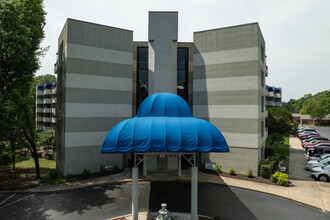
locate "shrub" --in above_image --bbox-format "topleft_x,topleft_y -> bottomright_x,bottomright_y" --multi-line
82,168 -> 91,177
228,169 -> 235,175
246,169 -> 253,178
271,172 -> 281,183
100,164 -> 106,174
260,164 -> 272,179
48,169 -> 59,179
268,156 -> 280,172
66,173 -> 75,179
271,172 -> 289,186
265,147 -> 275,158
213,216 -> 222,220
215,164 -> 222,174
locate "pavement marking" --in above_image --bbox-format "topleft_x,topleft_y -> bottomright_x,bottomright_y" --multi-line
0,194 -> 34,209
0,194 -> 15,206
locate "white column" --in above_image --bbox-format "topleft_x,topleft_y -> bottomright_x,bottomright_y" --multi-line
191,166 -> 198,220
132,167 -> 139,220
143,154 -> 148,177
178,154 -> 182,176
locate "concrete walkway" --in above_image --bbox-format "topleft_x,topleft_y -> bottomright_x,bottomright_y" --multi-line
2,137 -> 329,213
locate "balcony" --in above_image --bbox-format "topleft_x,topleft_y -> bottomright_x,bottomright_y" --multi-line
43,126 -> 53,131
44,98 -> 52,104
43,117 -> 52,123
43,108 -> 52,113
37,125 -> 43,131
52,117 -> 56,124
36,108 -> 43,113
266,101 -> 275,107
37,90 -> 43,96
37,99 -> 43,104
267,91 -> 274,97
52,88 -> 56,94
44,89 -> 52,95
36,116 -> 43,122
274,93 -> 281,98
275,102 -> 282,107
52,97 -> 57,103
52,108 -> 56,115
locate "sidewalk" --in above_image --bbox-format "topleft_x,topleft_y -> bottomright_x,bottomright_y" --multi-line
2,137 -> 329,212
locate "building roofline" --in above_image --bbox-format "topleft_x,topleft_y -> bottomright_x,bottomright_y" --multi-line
194,22 -> 259,34
66,18 -> 133,32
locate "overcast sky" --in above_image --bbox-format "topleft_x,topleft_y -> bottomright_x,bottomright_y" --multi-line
37,0 -> 330,101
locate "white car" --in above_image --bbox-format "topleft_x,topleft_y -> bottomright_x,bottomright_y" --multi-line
308,154 -> 330,161
305,158 -> 330,171
311,165 -> 330,182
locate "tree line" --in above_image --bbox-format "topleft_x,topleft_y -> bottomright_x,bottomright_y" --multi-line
283,90 -> 330,120
0,0 -> 50,179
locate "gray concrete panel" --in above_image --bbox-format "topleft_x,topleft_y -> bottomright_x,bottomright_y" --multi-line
199,118 -> 261,134
64,145 -> 123,175
194,23 -> 260,53
66,58 -> 132,78
148,12 -> 178,41
65,117 -> 128,133
194,61 -> 259,79
67,19 -> 133,52
193,90 -> 260,105
65,88 -> 132,104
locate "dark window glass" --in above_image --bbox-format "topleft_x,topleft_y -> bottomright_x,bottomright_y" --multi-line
177,47 -> 188,102
137,47 -> 148,111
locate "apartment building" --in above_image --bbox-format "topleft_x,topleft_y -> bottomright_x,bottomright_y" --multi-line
266,85 -> 282,107
36,82 -> 57,131
55,12 -> 268,175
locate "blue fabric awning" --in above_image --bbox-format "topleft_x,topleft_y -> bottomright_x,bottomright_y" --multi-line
101,93 -> 229,154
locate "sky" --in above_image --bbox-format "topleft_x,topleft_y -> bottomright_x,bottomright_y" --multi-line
37,0 -> 330,101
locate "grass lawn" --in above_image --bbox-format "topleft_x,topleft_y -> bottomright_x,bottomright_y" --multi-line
266,136 -> 289,158
0,158 -> 55,190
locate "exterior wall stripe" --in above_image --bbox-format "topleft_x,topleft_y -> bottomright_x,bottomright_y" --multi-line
65,117 -> 128,133
66,73 -> 132,91
65,103 -> 132,118
194,47 -> 258,66
222,132 -> 259,148
64,88 -> 132,104
193,90 -> 260,105
194,76 -> 259,92
65,131 -> 108,147
194,61 -> 259,79
66,58 -> 132,78
67,43 -> 132,65
194,105 -> 260,119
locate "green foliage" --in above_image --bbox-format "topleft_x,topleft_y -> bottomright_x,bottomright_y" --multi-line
213,216 -> 222,220
33,74 -> 56,87
271,172 -> 289,186
215,164 -> 222,174
266,107 -> 298,137
0,0 -> 47,179
267,133 -> 283,149
82,168 -> 91,177
100,164 -> 106,174
228,169 -> 235,175
48,169 -> 59,180
37,130 -> 55,147
66,173 -> 74,179
260,164 -> 272,179
246,169 -> 254,178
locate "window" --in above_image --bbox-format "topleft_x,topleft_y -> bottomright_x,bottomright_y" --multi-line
261,45 -> 265,63
261,70 -> 264,87
261,96 -> 264,112
177,47 -> 188,102
261,121 -> 264,137
136,47 -> 148,111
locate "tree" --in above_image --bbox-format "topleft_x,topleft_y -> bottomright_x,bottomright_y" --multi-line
268,133 -> 283,150
266,107 -> 298,137
0,0 -> 46,179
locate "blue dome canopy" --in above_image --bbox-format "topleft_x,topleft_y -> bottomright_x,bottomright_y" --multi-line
101,93 -> 229,153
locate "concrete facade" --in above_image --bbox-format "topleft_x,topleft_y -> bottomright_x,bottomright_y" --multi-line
55,13 -> 269,175
193,24 -> 268,174
55,19 -> 133,175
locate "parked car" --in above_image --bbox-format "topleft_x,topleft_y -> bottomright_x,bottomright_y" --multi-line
305,145 -> 330,157
311,164 -> 330,182
302,137 -> 329,143
302,140 -> 330,148
308,154 -> 330,161
305,158 -> 330,171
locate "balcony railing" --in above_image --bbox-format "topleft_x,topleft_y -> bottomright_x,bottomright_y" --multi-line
37,125 -> 43,131
274,93 -> 281,98
274,102 -> 282,107
44,89 -> 52,95
44,99 -> 52,104
268,91 -> 274,97
52,117 -> 56,124
37,99 -> 43,104
52,108 -> 56,115
43,117 -> 52,123
52,97 -> 57,103
43,126 -> 53,131
36,108 -> 43,113
37,90 -> 43,96
266,101 -> 275,107
44,108 -> 52,113
36,116 -> 43,121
